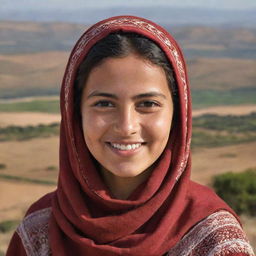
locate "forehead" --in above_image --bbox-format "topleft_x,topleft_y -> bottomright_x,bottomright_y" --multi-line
83,54 -> 170,95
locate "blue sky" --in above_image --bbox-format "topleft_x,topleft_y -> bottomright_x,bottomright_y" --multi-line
2,0 -> 256,10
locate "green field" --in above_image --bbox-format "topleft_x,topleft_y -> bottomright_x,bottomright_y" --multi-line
213,168 -> 256,216
0,99 -> 60,113
192,113 -> 256,148
192,88 -> 256,109
0,123 -> 59,141
0,174 -> 56,185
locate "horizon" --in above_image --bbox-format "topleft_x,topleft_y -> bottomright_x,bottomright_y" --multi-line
2,0 -> 256,11
1,3 -> 256,28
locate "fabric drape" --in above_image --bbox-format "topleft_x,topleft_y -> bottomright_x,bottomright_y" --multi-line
48,15 -> 234,255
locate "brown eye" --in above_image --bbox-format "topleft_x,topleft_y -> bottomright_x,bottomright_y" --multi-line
93,100 -> 115,107
137,101 -> 160,108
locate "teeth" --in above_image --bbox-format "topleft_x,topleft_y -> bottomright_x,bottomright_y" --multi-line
110,143 -> 142,151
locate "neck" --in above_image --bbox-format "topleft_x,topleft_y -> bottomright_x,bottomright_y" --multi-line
99,167 -> 153,200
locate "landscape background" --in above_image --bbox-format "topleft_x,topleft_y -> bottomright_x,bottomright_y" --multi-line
0,0 -> 256,254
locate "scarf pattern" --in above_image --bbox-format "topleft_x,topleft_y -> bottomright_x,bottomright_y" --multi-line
17,208 -> 51,256
17,208 -> 254,256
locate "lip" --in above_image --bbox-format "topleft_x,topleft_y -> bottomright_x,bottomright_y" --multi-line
107,141 -> 146,144
105,142 -> 145,157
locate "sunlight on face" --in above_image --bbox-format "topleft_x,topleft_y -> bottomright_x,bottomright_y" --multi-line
80,54 -> 173,178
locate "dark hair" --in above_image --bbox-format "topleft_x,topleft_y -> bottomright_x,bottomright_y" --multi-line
75,31 -> 178,114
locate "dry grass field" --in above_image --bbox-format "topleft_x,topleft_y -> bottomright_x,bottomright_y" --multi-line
0,108 -> 256,253
0,136 -> 255,252
0,137 -> 59,181
0,181 -> 56,253
192,141 -> 256,185
0,137 -> 58,254
188,58 -> 256,90
0,51 -> 69,91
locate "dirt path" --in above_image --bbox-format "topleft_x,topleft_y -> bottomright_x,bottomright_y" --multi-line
0,137 -> 59,180
193,104 -> 256,117
0,112 -> 60,127
0,96 -> 59,103
0,180 -> 55,221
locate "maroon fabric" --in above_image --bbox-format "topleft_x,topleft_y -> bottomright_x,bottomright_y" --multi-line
45,16 -> 235,255
6,232 -> 27,256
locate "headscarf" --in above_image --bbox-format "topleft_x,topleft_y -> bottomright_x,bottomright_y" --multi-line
50,15 -> 233,256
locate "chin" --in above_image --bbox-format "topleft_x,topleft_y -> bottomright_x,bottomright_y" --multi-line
101,161 -> 147,177
111,168 -> 143,178
107,161 -> 154,178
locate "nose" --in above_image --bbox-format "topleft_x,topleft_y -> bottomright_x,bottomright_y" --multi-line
113,106 -> 139,136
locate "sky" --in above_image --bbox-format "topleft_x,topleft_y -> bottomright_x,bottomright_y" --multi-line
2,0 -> 256,10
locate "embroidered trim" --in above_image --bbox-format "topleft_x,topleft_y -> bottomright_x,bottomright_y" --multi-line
16,208 -> 254,256
208,239 -> 255,256
64,17 -> 187,114
17,207 -> 52,256
167,210 -> 255,256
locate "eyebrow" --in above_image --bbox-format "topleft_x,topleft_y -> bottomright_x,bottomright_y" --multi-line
86,91 -> 167,100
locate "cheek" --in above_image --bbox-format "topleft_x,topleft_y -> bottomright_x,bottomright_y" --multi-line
146,112 -> 173,140
81,112 -> 109,142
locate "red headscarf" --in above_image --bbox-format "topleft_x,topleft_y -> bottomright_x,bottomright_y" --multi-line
50,15 -> 232,255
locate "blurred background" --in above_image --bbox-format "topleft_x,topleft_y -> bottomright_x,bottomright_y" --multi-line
0,0 -> 256,254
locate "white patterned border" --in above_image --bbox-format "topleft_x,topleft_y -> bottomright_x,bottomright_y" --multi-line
167,210 -> 255,256
14,205 -> 255,256
17,207 -> 52,256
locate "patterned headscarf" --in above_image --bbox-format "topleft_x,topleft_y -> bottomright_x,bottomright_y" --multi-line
49,15 -> 234,255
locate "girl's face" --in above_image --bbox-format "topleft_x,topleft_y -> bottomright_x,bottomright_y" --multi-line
80,54 -> 173,178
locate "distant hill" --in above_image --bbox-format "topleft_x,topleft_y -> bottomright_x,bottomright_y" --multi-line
0,22 -> 86,54
0,21 -> 255,106
1,21 -> 256,59
1,50 -> 255,97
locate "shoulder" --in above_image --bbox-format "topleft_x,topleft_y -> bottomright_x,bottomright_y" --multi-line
15,192 -> 55,256
25,191 -> 55,215
168,210 -> 255,256
17,207 -> 52,256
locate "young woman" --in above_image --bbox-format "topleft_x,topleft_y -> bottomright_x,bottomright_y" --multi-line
7,15 -> 254,256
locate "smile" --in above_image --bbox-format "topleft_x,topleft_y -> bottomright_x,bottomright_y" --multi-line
109,143 -> 142,151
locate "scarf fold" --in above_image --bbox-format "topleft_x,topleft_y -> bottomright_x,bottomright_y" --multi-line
50,15 -> 232,255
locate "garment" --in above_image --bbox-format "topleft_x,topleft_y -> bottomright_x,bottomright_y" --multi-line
7,15 -> 255,256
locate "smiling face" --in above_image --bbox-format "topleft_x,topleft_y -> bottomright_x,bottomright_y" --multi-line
80,54 -> 173,178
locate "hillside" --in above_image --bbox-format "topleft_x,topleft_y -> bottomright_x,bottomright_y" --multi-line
0,51 -> 68,97
0,21 -> 86,54
0,51 -> 255,100
188,58 -> 256,90
1,21 -> 256,57
0,21 -> 255,106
